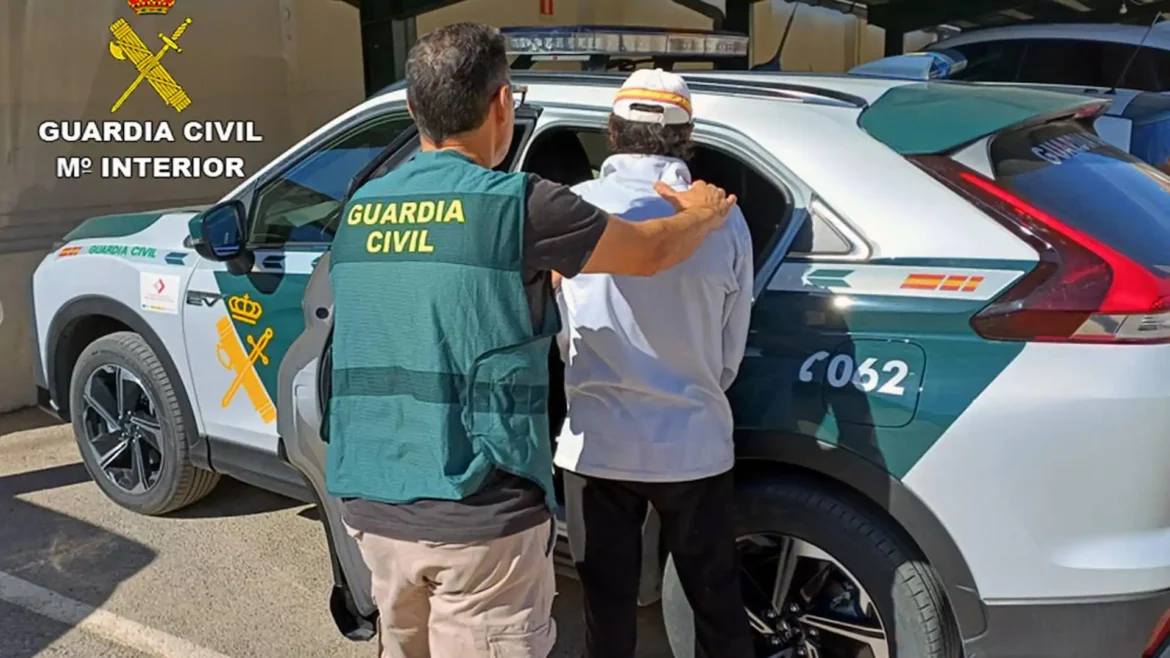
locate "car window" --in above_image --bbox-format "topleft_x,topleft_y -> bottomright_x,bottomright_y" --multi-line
991,120 -> 1170,274
944,41 -> 1027,82
1154,50 -> 1170,92
250,112 -> 415,246
1014,39 -> 1135,89
520,125 -> 794,269
1118,49 -> 1164,92
789,205 -> 853,257
942,38 -> 1168,91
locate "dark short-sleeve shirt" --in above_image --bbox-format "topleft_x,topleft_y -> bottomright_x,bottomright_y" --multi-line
343,174 -> 609,542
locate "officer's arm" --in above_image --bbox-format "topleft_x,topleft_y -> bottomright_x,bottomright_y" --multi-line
579,181 -> 736,277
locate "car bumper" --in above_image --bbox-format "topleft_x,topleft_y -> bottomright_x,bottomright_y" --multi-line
964,588 -> 1170,658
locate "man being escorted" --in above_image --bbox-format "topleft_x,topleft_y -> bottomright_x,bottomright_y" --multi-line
326,24 -> 737,658
555,70 -> 756,658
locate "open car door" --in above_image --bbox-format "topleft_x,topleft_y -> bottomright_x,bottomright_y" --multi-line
275,105 -> 543,639
275,249 -> 376,638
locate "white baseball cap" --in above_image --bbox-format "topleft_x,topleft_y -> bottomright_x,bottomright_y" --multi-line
612,68 -> 693,126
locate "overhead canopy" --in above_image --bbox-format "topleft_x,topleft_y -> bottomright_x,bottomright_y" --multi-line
337,0 -> 1170,91
335,0 -> 463,19
691,0 -> 1170,56
336,0 -> 1170,35
337,0 -> 1170,31
783,0 -> 1170,33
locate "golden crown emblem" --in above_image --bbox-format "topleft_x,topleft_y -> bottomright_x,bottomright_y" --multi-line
126,0 -> 176,15
228,294 -> 264,325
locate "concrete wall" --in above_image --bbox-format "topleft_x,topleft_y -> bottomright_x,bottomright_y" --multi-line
0,0 -> 365,412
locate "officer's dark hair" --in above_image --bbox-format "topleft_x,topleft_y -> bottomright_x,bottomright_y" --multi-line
405,23 -> 511,143
606,113 -> 694,161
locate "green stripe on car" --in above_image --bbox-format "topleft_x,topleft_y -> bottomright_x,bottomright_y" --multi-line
738,258 -> 1032,478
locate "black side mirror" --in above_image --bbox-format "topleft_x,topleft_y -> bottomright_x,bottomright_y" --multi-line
199,200 -> 248,262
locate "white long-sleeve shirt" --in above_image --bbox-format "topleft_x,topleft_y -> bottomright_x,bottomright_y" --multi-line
553,154 -> 754,482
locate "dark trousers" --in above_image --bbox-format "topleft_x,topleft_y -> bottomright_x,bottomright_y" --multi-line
564,470 -> 754,658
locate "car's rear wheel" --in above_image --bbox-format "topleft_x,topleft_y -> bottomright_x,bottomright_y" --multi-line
662,477 -> 959,658
69,332 -> 219,515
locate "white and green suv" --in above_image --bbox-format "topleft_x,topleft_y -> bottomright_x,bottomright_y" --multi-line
30,63 -> 1170,658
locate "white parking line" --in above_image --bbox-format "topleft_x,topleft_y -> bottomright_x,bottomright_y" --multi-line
0,570 -> 234,658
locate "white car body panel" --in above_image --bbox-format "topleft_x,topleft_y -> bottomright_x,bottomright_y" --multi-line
905,341 -> 1170,600
33,210 -> 204,432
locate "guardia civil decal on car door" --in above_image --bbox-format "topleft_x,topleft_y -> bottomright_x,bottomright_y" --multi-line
210,266 -> 314,424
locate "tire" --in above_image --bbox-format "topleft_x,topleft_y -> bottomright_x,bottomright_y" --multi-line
662,476 -> 960,658
69,331 -> 220,515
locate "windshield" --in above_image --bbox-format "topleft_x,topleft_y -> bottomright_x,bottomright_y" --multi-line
990,120 -> 1170,274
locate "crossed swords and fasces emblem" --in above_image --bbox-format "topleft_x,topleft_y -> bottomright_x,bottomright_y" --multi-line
215,317 -> 277,423
108,17 -> 192,113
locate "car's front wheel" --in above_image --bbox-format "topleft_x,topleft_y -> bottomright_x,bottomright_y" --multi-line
662,477 -> 960,658
69,332 -> 219,515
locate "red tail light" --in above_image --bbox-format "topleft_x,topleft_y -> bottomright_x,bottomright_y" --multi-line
1146,608 -> 1170,658
911,155 -> 1170,344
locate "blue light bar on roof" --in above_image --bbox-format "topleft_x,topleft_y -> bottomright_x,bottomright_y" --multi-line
502,25 -> 749,60
848,50 -> 968,81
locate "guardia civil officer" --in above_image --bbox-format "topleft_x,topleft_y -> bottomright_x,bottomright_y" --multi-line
325,22 -> 737,658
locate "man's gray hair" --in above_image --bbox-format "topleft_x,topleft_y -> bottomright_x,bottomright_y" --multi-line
405,23 -> 511,143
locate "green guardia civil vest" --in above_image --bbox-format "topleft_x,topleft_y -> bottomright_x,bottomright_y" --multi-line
324,149 -> 558,510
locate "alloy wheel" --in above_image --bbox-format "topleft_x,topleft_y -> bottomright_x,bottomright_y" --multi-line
739,533 -> 889,658
80,364 -> 164,494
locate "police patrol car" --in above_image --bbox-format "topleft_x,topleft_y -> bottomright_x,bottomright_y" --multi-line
30,26 -> 1170,658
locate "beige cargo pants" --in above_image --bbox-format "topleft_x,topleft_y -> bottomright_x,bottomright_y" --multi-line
346,521 -> 558,658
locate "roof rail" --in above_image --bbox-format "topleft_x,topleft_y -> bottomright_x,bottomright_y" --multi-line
510,70 -> 868,109
682,74 -> 869,108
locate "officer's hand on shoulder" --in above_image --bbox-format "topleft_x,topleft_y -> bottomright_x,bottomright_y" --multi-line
580,180 -> 738,278
654,180 -> 736,223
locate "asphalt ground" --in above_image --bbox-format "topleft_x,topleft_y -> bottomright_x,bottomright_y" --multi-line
0,408 -> 673,658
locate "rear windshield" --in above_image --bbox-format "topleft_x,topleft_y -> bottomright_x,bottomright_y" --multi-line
990,120 -> 1170,273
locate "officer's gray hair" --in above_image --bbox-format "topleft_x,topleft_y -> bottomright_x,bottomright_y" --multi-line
406,23 -> 511,143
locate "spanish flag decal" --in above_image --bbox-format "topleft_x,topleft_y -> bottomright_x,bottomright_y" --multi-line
901,274 -> 947,290
901,273 -> 984,293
